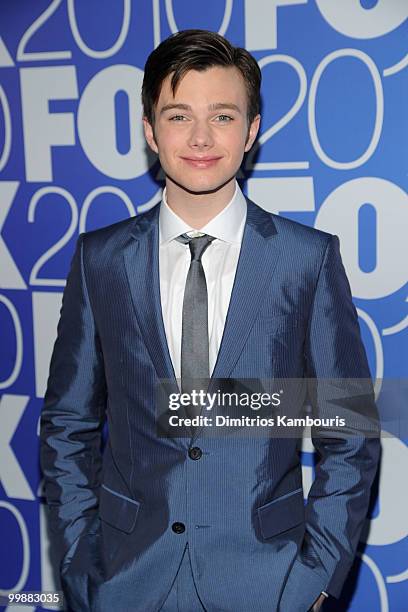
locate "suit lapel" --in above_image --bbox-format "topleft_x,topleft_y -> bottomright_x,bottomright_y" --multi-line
123,205 -> 177,385
211,199 -> 281,380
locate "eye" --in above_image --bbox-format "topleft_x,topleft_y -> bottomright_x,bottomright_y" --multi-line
216,114 -> 234,122
169,115 -> 187,121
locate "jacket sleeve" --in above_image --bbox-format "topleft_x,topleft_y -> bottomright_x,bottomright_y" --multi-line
40,234 -> 106,566
279,234 -> 380,611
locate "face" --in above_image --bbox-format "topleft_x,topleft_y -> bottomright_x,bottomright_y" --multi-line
143,66 -> 260,197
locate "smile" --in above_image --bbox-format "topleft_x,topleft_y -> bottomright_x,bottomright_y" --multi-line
180,156 -> 222,168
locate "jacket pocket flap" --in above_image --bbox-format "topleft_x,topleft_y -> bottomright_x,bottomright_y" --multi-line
256,314 -> 302,335
257,487 -> 304,539
99,484 -> 141,534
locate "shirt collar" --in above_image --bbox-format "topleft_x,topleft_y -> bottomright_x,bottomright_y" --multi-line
159,181 -> 247,245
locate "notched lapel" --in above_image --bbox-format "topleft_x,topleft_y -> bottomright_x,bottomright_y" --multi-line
211,200 -> 281,381
123,205 -> 176,384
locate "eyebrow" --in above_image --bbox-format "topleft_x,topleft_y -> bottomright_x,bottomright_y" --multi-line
160,103 -> 242,114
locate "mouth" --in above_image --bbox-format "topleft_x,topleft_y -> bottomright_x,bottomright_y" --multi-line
180,156 -> 222,168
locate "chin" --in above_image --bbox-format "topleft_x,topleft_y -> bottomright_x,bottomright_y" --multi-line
168,173 -> 236,195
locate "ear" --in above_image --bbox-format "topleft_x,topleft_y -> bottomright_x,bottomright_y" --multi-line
244,114 -> 261,152
143,117 -> 159,154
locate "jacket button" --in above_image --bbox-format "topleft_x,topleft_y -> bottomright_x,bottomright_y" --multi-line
188,447 -> 202,460
172,522 -> 185,534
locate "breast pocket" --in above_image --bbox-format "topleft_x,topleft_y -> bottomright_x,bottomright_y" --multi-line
257,314 -> 302,336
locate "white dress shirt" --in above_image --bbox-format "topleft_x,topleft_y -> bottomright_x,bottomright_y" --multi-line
159,181 -> 247,380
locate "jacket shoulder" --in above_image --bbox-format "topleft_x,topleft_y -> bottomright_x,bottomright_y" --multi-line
246,197 -> 334,250
80,203 -> 159,252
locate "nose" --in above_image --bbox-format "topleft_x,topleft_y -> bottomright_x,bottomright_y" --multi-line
187,120 -> 214,149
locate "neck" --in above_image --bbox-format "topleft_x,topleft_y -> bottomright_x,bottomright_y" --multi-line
165,177 -> 236,229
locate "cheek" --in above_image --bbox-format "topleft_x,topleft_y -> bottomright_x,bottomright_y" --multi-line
224,133 -> 248,161
223,127 -> 248,148
155,127 -> 182,153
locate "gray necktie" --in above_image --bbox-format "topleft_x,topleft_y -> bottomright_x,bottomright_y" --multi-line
177,233 -> 215,415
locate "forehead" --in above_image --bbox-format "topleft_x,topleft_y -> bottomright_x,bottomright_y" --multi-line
157,66 -> 248,107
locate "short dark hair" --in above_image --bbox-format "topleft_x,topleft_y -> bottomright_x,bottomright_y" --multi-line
142,29 -> 261,126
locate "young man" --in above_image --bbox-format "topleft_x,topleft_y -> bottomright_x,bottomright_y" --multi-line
40,30 -> 380,612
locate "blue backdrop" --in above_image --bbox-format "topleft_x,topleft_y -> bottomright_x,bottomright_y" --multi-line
0,1 -> 407,610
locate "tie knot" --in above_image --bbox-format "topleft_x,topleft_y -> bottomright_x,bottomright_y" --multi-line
189,234 -> 215,262
178,233 -> 215,262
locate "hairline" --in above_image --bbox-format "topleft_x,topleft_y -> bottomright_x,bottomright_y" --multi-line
147,66 -> 252,126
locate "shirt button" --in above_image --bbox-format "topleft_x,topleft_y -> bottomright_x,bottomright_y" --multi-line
188,447 -> 203,460
172,522 -> 185,534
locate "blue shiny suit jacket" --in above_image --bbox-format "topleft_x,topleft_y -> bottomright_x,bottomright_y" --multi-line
40,198 -> 380,612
